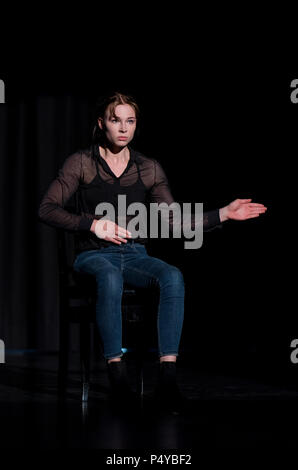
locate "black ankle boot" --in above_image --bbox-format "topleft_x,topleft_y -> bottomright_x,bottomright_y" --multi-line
107,359 -> 138,406
154,361 -> 188,414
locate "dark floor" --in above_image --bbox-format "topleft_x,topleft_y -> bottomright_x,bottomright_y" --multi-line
1,352 -> 298,454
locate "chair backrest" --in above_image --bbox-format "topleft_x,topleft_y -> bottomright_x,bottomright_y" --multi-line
57,228 -> 78,275
56,196 -> 83,282
56,228 -> 97,309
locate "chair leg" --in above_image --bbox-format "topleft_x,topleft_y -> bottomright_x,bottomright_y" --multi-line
58,316 -> 69,397
80,321 -> 91,402
136,354 -> 144,397
82,382 -> 89,403
135,321 -> 145,398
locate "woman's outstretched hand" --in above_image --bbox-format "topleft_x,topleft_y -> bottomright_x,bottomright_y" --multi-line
219,199 -> 267,222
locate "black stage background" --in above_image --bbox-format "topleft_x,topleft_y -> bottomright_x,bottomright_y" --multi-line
0,21 -> 297,455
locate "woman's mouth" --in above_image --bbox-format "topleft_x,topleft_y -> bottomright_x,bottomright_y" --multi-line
118,137 -> 128,140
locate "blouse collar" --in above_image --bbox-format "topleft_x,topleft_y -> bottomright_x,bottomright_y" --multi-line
97,145 -> 137,178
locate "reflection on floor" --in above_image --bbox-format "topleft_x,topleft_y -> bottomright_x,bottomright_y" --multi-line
0,352 -> 298,450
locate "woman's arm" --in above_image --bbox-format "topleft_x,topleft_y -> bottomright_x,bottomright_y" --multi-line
38,151 -> 94,231
150,160 -> 267,230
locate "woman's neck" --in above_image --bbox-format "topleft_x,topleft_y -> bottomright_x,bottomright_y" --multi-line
99,145 -> 130,165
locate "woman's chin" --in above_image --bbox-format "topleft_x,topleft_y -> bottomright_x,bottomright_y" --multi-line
112,141 -> 130,149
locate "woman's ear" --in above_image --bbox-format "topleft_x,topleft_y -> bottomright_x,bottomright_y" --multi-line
98,118 -> 104,130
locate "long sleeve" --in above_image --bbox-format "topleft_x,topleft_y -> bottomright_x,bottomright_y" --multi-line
149,159 -> 222,232
38,151 -> 93,231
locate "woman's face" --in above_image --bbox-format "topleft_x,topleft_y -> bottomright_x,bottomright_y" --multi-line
98,104 -> 137,148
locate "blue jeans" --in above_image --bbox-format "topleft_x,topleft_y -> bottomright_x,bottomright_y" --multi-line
73,241 -> 185,360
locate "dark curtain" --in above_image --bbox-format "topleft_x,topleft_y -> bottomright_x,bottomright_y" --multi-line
0,93 -> 96,350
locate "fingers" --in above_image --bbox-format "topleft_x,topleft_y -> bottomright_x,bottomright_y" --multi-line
114,237 -> 125,244
104,223 -> 132,244
247,211 -> 267,219
248,203 -> 267,209
238,199 -> 268,211
96,220 -> 132,244
246,208 -> 267,218
115,235 -> 129,243
249,207 -> 267,213
103,236 -> 120,244
115,224 -> 132,239
106,222 -> 133,244
248,213 -> 262,217
104,236 -> 123,245
114,235 -> 132,244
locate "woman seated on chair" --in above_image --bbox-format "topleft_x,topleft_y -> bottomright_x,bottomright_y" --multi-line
38,91 -> 267,413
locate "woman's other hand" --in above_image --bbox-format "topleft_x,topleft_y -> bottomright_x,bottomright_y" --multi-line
90,219 -> 132,244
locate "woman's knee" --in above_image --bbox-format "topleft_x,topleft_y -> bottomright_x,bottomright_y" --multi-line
96,266 -> 123,292
159,265 -> 185,290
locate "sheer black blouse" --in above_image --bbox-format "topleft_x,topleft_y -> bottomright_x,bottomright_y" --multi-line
38,146 -> 222,253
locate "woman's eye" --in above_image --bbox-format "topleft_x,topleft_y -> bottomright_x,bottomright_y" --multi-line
110,118 -> 135,124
